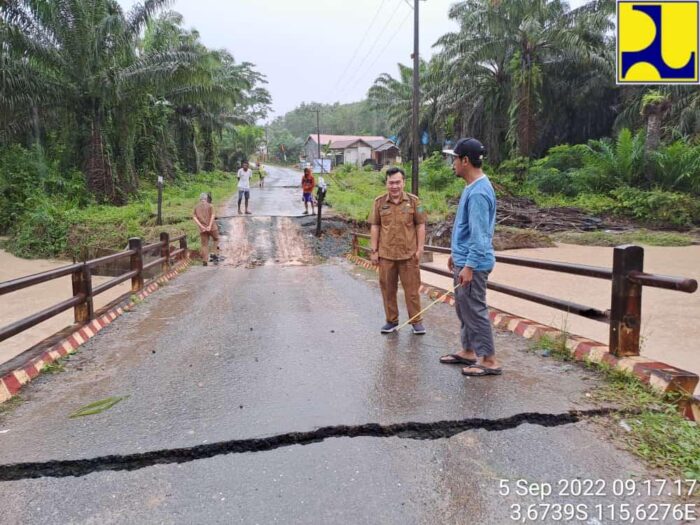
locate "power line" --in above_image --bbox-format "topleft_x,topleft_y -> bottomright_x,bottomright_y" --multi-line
331,0 -> 391,92
340,7 -> 413,98
336,0 -> 408,99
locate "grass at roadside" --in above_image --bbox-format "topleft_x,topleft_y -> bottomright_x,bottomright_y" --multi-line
0,394 -> 23,416
552,229 -> 697,247
531,335 -> 700,481
324,167 -> 463,223
5,171 -> 237,259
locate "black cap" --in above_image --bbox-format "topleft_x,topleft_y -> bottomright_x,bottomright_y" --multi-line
442,138 -> 486,162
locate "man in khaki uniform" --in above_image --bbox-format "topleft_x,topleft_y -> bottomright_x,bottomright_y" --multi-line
369,167 -> 427,334
192,192 -> 220,266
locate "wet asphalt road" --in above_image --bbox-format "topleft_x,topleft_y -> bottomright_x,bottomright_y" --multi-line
229,165 -> 306,217
0,171 -> 676,524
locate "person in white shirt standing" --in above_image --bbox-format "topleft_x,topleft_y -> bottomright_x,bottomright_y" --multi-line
237,160 -> 253,214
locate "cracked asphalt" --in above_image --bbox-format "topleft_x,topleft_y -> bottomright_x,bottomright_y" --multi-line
0,166 -> 678,524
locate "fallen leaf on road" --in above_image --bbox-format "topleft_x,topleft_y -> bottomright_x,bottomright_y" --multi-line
69,396 -> 128,418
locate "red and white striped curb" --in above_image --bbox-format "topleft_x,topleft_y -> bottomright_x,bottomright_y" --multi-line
346,253 -> 700,421
0,259 -> 191,404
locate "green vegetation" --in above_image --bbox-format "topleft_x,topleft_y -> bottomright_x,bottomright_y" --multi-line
530,335 -> 700,480
42,362 -> 66,374
593,367 -> 700,481
0,0 -> 269,258
325,156 -> 462,222
325,145 -> 700,233
0,395 -> 23,416
1,165 -> 237,259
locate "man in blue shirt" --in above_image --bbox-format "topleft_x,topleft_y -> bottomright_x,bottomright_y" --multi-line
440,138 -> 501,376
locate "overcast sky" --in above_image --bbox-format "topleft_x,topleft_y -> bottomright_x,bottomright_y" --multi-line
118,0 -> 589,121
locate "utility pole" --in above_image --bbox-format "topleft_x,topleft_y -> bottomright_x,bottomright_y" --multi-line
311,108 -> 324,174
411,0 -> 420,196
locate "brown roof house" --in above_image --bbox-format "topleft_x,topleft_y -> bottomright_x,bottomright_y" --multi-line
303,134 -> 400,168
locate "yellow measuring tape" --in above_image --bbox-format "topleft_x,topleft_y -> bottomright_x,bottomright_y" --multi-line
394,281 -> 463,332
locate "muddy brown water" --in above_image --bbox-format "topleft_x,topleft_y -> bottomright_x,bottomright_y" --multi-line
0,250 -> 132,365
422,244 -> 700,395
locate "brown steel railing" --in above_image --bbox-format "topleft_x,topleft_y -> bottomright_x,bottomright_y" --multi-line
350,232 -> 697,357
0,233 -> 188,345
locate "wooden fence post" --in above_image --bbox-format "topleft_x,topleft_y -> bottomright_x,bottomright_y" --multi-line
160,232 -> 170,274
179,236 -> 188,261
129,237 -> 144,292
72,264 -> 94,323
609,245 -> 644,357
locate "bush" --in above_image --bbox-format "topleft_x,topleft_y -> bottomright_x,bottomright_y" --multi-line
9,196 -> 70,258
420,151 -> 454,190
336,163 -> 355,175
0,145 -> 90,234
584,128 -> 645,187
528,167 -> 580,196
535,143 -> 588,172
651,140 -> 700,194
610,187 -> 700,226
497,156 -> 530,181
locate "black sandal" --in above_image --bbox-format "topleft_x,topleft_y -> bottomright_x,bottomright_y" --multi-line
461,364 -> 503,377
439,354 -> 477,366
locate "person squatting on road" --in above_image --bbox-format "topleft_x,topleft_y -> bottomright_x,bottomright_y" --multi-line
193,192 -> 220,266
441,138 -> 501,377
237,160 -> 253,214
301,167 -> 315,215
369,166 -> 427,335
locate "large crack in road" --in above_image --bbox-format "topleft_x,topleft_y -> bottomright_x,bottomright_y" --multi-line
0,408 -> 627,481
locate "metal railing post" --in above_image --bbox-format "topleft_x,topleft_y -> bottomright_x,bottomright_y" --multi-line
71,264 -> 94,323
129,237 -> 144,292
609,245 -> 644,357
160,232 -> 170,274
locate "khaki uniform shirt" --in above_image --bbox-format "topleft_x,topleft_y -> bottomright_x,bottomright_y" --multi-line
194,201 -> 218,231
369,192 -> 426,260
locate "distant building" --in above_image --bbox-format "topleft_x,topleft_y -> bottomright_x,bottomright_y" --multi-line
303,134 -> 400,168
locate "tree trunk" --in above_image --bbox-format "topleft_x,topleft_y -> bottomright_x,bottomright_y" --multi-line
516,83 -> 536,158
645,112 -> 661,155
84,113 -> 118,204
644,110 -> 662,185
201,124 -> 215,172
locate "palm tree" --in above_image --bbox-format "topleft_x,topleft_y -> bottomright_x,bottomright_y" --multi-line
1,1 -> 271,200
367,59 -> 438,159
435,0 -> 614,160
1,0 -> 197,202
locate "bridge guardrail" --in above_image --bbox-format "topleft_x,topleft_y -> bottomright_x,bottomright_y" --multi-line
0,233 -> 188,345
351,232 -> 697,358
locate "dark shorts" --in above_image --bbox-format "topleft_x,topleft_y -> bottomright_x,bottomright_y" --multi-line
303,192 -> 313,203
238,189 -> 250,198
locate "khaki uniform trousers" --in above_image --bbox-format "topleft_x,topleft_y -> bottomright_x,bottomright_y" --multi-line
379,257 -> 422,324
200,228 -> 220,261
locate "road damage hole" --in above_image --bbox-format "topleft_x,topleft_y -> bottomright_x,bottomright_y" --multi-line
0,408 -> 628,481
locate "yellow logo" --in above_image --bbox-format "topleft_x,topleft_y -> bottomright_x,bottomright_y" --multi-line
617,1 -> 699,84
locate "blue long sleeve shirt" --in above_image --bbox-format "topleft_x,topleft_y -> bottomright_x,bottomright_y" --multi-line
451,176 -> 497,271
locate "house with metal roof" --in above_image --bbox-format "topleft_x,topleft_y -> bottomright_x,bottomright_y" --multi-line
303,134 -> 400,168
